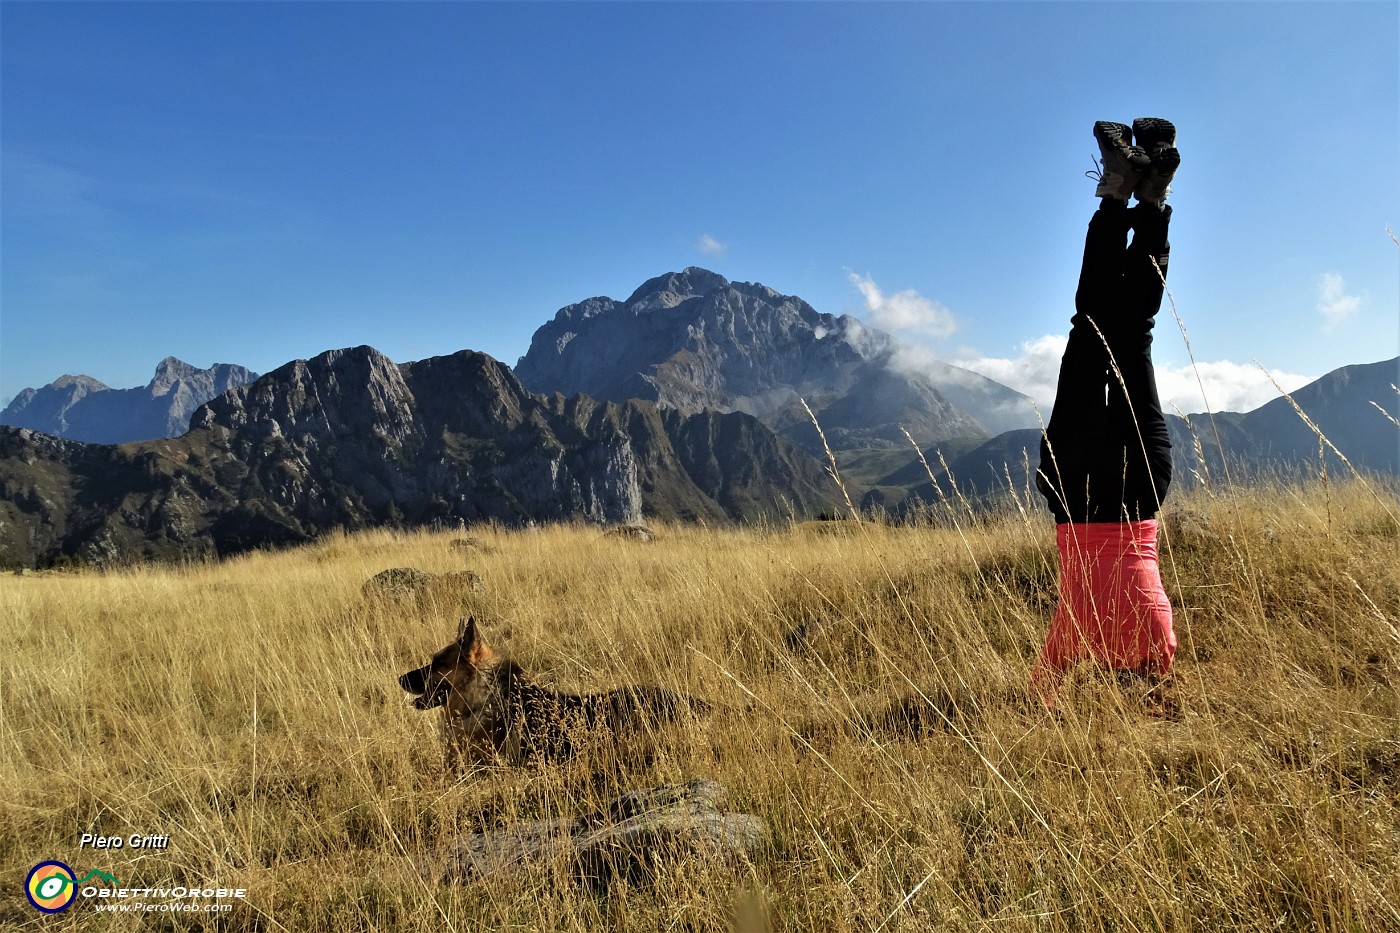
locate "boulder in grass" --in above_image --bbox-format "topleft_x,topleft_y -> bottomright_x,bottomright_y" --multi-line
603,524 -> 657,542
362,567 -> 435,600
443,779 -> 764,888
363,567 -> 484,603
439,570 -> 486,596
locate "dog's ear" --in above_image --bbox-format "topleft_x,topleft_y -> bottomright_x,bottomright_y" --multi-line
458,616 -> 494,664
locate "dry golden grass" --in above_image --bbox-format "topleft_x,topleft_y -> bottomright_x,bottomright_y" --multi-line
2,478 -> 1398,931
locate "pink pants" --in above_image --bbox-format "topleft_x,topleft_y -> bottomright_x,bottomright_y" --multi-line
1031,519 -> 1176,695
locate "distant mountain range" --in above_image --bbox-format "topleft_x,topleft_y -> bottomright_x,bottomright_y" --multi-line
1,357 -> 257,444
1,268 -> 1394,566
4,271 -> 1037,450
877,357 -> 1399,512
0,347 -> 842,566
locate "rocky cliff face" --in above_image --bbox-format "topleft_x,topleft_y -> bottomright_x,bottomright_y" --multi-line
515,268 -> 1038,450
0,346 -> 844,566
1,358 -> 258,443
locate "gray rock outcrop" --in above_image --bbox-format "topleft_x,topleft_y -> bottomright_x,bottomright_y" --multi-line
1,357 -> 258,443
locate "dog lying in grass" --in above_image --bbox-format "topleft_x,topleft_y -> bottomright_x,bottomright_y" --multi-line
399,617 -> 710,767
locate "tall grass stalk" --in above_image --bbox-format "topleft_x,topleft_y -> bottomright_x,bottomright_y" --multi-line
801,397 -> 860,522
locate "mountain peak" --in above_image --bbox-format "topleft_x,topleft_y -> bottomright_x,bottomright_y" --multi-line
625,267 -> 730,309
2,359 -> 257,443
515,267 -> 1039,448
154,356 -> 196,375
51,374 -> 109,392
150,357 -> 200,393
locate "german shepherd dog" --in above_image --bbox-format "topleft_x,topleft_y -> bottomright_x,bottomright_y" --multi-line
399,617 -> 710,766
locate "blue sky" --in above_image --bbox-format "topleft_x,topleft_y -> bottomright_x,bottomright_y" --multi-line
3,1 -> 1397,416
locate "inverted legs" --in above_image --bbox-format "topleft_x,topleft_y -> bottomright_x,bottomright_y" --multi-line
1037,201 -> 1174,524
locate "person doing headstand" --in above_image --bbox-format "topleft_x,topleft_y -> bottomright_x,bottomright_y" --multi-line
1031,118 -> 1181,699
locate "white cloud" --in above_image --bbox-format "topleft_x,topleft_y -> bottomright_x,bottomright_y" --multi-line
847,272 -> 958,341
695,234 -> 727,256
1316,272 -> 1362,330
953,336 -> 1314,414
951,335 -> 1068,409
840,315 -> 884,358
1155,359 -> 1314,415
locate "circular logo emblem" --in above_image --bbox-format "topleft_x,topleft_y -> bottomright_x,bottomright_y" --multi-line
26,861 -> 77,913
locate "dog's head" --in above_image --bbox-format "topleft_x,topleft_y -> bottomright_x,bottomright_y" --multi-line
399,616 -> 500,712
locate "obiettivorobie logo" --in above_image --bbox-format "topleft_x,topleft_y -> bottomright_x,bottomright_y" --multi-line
25,862 -> 120,914
24,860 -> 246,914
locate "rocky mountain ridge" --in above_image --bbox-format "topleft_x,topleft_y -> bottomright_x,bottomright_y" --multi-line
1,357 -> 258,443
0,346 -> 844,566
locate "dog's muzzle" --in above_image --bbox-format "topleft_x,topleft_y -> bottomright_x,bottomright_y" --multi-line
412,683 -> 449,709
399,666 -> 429,695
400,665 -> 449,709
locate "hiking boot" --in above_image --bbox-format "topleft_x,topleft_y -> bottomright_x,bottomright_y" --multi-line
1093,121 -> 1150,201
1132,118 -> 1179,207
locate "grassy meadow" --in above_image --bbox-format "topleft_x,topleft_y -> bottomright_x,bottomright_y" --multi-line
2,475 -> 1398,931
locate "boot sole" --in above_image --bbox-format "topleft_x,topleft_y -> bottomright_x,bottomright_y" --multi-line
1133,117 -> 1176,150
1093,121 -> 1133,147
